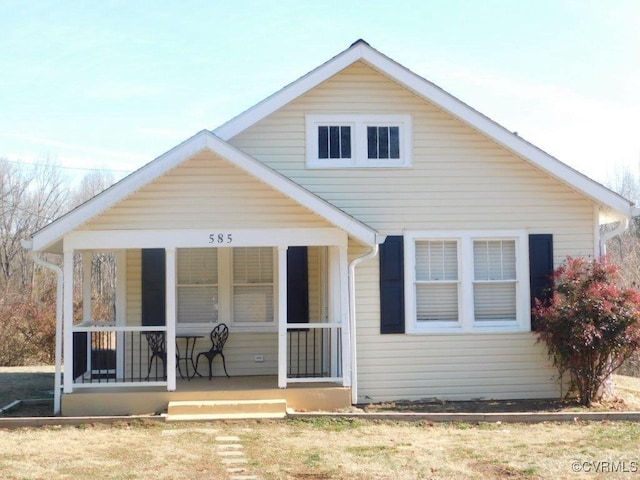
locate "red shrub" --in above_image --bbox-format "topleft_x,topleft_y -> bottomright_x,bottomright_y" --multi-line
534,256 -> 640,405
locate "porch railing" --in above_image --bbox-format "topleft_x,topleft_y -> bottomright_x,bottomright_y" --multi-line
286,323 -> 342,382
71,324 -> 168,387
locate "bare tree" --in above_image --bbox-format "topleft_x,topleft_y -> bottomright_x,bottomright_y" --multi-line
0,159 -> 69,296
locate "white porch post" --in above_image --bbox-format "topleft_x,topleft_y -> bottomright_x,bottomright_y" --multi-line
339,244 -> 351,387
82,252 -> 92,324
63,249 -> 74,393
165,248 -> 177,391
82,252 -> 92,375
115,251 -> 127,379
327,247 -> 340,378
277,246 -> 288,388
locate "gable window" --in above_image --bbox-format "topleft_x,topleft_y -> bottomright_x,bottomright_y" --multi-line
306,114 -> 411,168
405,231 -> 529,333
176,247 -> 276,330
367,126 -> 400,159
318,126 -> 351,159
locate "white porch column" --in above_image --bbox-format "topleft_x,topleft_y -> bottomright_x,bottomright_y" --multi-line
115,251 -> 127,380
63,249 -> 74,393
81,252 -> 92,374
165,248 -> 177,391
277,246 -> 288,388
339,244 -> 351,387
327,247 -> 341,378
82,252 -> 92,324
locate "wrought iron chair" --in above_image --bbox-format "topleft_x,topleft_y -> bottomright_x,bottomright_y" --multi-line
144,331 -> 167,380
195,323 -> 230,380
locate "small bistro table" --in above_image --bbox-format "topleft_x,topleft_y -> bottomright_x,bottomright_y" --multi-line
175,334 -> 203,380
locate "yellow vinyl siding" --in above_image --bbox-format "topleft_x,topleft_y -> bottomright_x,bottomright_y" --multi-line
349,240 -> 560,402
81,151 -> 330,231
226,57 -> 596,402
230,61 -> 595,266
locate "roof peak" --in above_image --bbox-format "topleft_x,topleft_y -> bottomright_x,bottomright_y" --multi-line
350,38 -> 370,48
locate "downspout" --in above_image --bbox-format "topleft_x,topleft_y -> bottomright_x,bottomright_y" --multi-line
348,238 -> 382,405
600,218 -> 629,257
21,240 -> 63,415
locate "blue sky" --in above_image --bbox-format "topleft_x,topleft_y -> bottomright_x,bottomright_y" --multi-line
1,1 -> 638,187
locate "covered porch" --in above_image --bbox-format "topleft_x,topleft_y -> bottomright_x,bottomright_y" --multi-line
62,227 -> 352,414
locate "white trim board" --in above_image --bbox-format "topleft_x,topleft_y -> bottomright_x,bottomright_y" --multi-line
31,130 -> 378,252
214,40 -> 634,219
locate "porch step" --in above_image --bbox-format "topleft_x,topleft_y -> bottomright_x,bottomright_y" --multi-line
166,399 -> 287,421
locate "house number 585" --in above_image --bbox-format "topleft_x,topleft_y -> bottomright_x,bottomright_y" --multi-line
209,233 -> 232,244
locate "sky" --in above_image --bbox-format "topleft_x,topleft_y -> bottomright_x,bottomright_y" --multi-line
1,0 -> 639,190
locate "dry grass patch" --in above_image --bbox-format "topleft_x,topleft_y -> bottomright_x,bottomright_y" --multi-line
0,419 -> 639,479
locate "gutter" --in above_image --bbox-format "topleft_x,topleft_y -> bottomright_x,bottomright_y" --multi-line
21,239 -> 63,416
348,237 -> 383,404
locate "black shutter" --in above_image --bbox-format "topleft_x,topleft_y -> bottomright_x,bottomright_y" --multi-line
380,235 -> 405,334
141,248 -> 166,327
287,246 -> 309,324
529,234 -> 554,331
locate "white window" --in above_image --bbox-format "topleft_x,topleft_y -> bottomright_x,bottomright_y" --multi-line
232,247 -> 274,325
473,240 -> 517,323
306,114 -> 411,168
415,240 -> 459,324
405,231 -> 529,333
177,248 -> 218,324
176,247 -> 275,330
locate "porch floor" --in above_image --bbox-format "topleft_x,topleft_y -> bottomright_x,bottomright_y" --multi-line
61,376 -> 351,417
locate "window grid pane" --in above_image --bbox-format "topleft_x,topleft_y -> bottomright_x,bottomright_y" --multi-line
378,127 -> 389,158
389,127 -> 400,158
474,282 -> 516,321
367,126 -> 401,160
417,283 -> 458,321
473,240 -> 516,281
318,126 -> 329,158
416,240 -> 457,281
319,125 -> 351,160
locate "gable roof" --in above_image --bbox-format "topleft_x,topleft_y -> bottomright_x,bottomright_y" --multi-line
31,130 -> 379,252
214,39 -> 634,219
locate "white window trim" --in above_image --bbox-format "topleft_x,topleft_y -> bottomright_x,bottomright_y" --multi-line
177,248 -> 278,333
306,114 -> 412,168
404,231 -> 530,334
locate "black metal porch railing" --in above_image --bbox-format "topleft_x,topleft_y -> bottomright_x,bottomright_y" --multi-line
287,324 -> 342,379
72,327 -> 168,385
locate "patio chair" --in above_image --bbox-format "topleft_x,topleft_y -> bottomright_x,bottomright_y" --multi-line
195,323 -> 230,380
144,331 -> 167,380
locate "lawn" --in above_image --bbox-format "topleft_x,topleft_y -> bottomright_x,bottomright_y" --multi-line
1,418 -> 640,479
2,367 -> 640,479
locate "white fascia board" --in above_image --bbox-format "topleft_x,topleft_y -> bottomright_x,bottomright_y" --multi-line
215,41 -> 633,218
32,130 -> 212,252
357,47 -> 635,217
214,44 -> 366,140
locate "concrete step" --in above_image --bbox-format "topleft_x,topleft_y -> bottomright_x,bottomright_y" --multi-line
166,399 -> 287,421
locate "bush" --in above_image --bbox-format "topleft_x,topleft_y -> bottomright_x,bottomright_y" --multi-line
533,256 -> 640,405
0,290 -> 56,366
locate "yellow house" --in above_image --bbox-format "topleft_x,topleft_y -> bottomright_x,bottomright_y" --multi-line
25,40 -> 635,417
